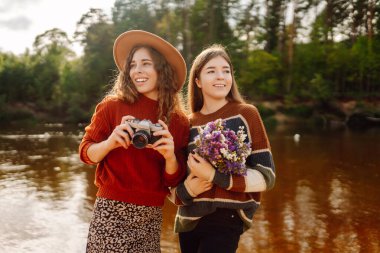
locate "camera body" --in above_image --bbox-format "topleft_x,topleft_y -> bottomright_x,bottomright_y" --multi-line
126,118 -> 163,149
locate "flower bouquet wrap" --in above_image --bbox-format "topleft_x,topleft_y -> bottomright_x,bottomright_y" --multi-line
194,119 -> 251,176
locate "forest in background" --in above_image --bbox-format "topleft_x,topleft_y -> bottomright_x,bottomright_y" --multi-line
0,0 -> 379,125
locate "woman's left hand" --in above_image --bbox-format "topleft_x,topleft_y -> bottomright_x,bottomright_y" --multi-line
148,119 -> 175,161
187,152 -> 215,182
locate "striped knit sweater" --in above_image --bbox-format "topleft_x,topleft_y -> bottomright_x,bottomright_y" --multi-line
173,101 -> 276,232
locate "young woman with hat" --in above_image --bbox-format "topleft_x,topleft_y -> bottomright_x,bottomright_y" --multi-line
79,30 -> 189,252
170,44 -> 276,253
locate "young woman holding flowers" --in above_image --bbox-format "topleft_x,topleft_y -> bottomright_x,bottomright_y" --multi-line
171,44 -> 276,253
79,30 -> 189,252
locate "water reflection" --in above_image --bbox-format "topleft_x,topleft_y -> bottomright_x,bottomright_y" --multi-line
294,181 -> 328,252
0,125 -> 95,252
236,125 -> 380,253
0,124 -> 379,252
0,174 -> 90,252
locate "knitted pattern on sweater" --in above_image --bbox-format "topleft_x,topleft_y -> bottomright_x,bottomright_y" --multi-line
79,95 -> 189,207
173,101 -> 276,232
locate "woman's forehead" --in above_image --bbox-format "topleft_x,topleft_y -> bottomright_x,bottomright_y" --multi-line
131,47 -> 152,61
203,56 -> 230,69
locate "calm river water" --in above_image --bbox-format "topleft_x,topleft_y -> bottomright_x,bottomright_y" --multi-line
0,123 -> 379,253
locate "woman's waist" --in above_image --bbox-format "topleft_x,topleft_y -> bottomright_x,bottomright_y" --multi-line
97,186 -> 169,206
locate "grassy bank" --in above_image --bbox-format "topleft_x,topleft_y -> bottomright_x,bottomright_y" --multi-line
1,99 -> 379,129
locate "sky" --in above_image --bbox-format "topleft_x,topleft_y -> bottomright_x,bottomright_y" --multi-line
0,0 -> 114,55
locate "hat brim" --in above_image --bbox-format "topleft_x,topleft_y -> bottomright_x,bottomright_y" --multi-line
113,30 -> 186,91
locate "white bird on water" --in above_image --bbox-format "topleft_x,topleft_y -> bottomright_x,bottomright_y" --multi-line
293,134 -> 300,142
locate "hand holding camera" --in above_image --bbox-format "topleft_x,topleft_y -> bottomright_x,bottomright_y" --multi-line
123,118 -> 175,162
125,118 -> 163,149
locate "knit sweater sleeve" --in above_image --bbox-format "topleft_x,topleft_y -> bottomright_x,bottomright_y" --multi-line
78,99 -> 112,165
212,104 -> 276,192
162,112 -> 190,187
167,113 -> 196,206
165,181 -> 194,206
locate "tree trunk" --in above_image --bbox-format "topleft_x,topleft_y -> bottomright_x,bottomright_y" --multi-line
181,1 -> 192,66
286,0 -> 296,93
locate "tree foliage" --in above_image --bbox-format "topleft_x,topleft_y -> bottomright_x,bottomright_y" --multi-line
0,0 -> 379,123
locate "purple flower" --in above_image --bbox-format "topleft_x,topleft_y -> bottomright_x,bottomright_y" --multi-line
194,119 -> 251,176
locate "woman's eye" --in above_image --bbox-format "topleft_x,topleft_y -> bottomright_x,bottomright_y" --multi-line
207,70 -> 215,74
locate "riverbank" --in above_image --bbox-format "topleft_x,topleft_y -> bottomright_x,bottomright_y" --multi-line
1,98 -> 379,129
254,98 -> 380,129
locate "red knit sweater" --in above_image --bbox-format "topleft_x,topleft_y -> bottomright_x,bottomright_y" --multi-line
79,95 -> 189,206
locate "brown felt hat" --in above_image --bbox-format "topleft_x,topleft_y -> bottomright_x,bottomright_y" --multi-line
113,30 -> 187,91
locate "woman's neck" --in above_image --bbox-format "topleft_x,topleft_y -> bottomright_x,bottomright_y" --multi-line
200,98 -> 228,115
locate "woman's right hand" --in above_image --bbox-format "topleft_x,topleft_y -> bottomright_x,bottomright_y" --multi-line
87,115 -> 135,163
185,173 -> 213,196
105,115 -> 135,150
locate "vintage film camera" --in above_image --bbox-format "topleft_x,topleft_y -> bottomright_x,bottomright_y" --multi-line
125,119 -> 163,149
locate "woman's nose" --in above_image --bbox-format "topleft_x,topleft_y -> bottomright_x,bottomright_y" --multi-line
216,71 -> 225,79
133,64 -> 143,73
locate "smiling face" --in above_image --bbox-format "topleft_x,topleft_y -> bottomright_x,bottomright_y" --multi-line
196,55 -> 232,102
129,47 -> 158,100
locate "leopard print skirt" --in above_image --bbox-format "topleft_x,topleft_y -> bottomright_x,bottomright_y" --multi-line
86,197 -> 163,253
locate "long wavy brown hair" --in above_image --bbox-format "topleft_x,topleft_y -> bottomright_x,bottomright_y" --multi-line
108,45 -> 184,123
188,44 -> 245,113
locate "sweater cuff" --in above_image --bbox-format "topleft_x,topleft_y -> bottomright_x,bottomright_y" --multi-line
80,143 -> 97,165
184,179 -> 197,197
176,183 -> 194,205
212,170 -> 230,189
164,159 -> 185,187
164,167 -> 180,182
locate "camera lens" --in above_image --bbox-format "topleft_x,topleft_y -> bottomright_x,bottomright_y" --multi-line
132,130 -> 150,149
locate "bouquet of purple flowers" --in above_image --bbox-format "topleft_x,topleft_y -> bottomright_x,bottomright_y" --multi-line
194,118 -> 252,176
